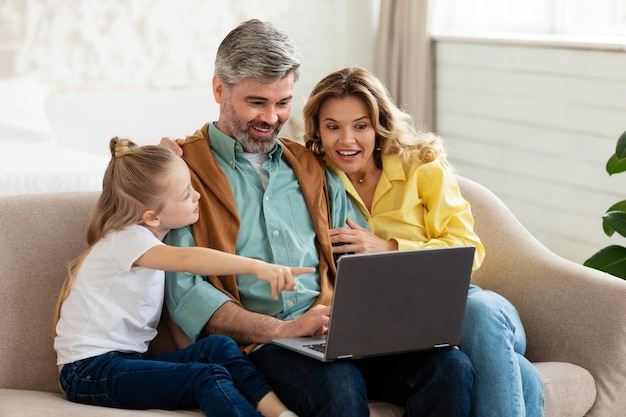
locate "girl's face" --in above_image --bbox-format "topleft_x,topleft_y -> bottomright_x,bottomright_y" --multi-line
318,95 -> 377,176
154,158 -> 200,234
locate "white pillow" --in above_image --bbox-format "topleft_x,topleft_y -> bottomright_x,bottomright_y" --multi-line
0,77 -> 57,143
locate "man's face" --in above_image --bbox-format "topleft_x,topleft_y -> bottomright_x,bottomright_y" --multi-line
213,74 -> 295,153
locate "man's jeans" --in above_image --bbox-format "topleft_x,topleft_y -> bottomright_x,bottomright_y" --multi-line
59,335 -> 269,417
461,285 -> 544,417
250,343 -> 474,417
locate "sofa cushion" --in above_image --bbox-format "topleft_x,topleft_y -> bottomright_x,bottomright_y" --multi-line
0,389 -> 406,417
368,401 -> 404,416
535,361 -> 596,417
0,389 -> 203,416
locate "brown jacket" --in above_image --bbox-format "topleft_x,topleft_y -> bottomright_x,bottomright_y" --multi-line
181,123 -> 337,351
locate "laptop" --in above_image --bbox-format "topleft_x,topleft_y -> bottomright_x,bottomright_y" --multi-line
272,245 -> 475,362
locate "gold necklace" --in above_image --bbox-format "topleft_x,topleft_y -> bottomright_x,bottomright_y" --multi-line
350,167 -> 379,184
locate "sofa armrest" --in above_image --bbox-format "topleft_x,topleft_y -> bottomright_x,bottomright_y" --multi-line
457,176 -> 626,416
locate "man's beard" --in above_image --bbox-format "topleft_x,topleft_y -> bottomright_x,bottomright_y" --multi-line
234,121 -> 281,154
223,99 -> 282,154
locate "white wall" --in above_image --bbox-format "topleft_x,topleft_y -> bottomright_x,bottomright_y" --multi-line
434,35 -> 626,263
0,0 -> 379,149
6,0 -> 621,264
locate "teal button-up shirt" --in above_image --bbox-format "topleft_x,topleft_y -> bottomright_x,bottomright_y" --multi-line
164,123 -> 367,341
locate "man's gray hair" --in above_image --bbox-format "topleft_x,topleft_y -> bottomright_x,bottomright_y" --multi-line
215,19 -> 301,85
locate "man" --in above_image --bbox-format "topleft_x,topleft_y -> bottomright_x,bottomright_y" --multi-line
164,19 -> 473,417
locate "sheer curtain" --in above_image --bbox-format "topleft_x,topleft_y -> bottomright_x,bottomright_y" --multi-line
375,0 -> 433,129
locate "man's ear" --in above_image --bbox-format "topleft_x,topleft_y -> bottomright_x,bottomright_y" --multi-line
212,75 -> 224,103
142,210 -> 160,229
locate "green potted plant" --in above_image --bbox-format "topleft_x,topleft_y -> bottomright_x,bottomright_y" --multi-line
584,129 -> 626,279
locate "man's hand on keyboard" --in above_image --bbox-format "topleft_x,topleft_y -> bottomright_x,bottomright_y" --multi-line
277,304 -> 330,338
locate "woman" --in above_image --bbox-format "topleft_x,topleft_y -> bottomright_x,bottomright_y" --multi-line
303,67 -> 543,417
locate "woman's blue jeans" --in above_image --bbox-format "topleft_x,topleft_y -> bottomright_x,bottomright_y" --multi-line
249,343 -> 474,417
460,285 -> 544,417
59,335 -> 269,417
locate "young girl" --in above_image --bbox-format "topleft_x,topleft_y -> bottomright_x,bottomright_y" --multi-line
54,137 -> 307,417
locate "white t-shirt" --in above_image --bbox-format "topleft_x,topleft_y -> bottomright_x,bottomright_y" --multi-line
242,151 -> 270,189
54,225 -> 164,365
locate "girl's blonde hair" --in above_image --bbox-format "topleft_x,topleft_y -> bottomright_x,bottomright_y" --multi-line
53,137 -> 180,335
303,66 -> 446,168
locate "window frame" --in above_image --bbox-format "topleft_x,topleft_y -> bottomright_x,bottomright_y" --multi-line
430,0 -> 626,47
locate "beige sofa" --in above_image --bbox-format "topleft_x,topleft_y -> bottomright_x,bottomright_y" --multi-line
1,176 -> 625,416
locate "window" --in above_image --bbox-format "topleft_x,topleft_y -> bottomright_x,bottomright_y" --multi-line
432,0 -> 626,40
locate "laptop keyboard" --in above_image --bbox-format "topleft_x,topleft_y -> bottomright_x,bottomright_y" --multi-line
304,343 -> 326,353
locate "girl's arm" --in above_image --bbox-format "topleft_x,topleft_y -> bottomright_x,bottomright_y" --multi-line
135,245 -> 314,299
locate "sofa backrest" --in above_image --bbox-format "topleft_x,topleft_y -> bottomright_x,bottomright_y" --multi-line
0,190 -> 182,393
0,177 -> 541,394
455,175 -> 546,285
0,192 -> 99,392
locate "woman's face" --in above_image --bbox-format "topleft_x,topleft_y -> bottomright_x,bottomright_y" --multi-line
318,95 -> 377,176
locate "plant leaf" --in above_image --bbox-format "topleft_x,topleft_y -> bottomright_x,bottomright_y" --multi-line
603,211 -> 626,238
602,204 -> 626,237
607,200 -> 626,212
616,130 -> 626,160
583,245 -> 626,279
606,153 -> 626,175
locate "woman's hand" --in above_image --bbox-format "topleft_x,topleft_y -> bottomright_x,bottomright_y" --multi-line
330,217 -> 398,254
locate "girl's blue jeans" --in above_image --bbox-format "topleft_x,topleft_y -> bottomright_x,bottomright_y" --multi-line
58,334 -> 268,417
461,285 -> 544,417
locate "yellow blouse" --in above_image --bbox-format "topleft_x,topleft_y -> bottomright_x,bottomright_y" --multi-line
326,153 -> 486,272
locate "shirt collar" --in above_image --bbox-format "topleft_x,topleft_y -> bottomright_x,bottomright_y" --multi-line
380,153 -> 406,182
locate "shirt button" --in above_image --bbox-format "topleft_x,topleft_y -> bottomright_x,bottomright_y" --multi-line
273,230 -> 280,237
288,300 -> 295,307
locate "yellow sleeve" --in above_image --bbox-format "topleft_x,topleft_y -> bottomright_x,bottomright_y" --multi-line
395,159 -> 485,272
